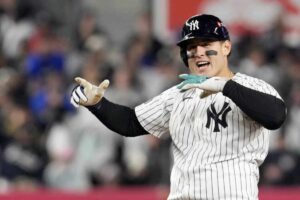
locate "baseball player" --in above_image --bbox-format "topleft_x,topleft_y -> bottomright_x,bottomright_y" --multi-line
71,14 -> 286,200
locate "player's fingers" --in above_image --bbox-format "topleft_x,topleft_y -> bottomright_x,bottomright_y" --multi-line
75,77 -> 90,88
70,97 -> 79,108
179,74 -> 208,83
179,74 -> 189,80
76,86 -> 88,102
179,74 -> 200,80
96,79 -> 110,95
98,79 -> 110,89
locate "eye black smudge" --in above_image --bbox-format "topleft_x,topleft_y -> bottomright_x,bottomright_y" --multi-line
205,50 -> 218,56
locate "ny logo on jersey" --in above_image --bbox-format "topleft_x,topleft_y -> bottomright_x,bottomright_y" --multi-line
206,102 -> 232,132
186,20 -> 199,31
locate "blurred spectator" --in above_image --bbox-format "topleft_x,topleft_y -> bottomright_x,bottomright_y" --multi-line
106,67 -> 143,105
283,84 -> 300,154
104,66 -> 146,184
44,115 -> 91,191
125,12 -> 163,68
139,46 -> 181,99
73,10 -> 107,53
83,34 -> 114,80
0,0 -> 37,64
25,19 -> 66,78
146,136 -> 172,186
0,102 -> 48,190
66,9 -> 113,82
260,136 -> 300,185
239,42 -> 280,87
121,35 -> 147,92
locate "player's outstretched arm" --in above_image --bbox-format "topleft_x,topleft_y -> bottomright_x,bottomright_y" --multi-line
70,78 -> 149,137
70,77 -> 110,107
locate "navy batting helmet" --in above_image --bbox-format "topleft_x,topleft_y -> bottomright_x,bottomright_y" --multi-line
177,14 -> 230,66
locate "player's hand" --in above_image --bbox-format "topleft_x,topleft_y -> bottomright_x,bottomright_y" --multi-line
178,74 -> 229,97
70,77 -> 110,107
177,74 -> 208,90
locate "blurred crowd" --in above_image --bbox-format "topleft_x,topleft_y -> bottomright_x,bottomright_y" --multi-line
0,0 -> 299,193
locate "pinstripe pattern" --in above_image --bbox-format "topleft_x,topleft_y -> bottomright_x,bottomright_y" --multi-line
135,73 -> 280,200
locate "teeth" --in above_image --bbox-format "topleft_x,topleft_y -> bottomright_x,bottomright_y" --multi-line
196,61 -> 210,67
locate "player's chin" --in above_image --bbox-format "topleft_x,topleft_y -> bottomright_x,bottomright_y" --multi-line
191,65 -> 210,76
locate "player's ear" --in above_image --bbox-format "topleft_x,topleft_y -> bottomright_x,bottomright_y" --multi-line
221,40 -> 231,56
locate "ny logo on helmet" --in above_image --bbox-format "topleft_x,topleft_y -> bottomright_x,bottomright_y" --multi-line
186,20 -> 199,31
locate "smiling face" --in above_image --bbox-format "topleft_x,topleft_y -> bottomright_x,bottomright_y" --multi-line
186,39 -> 232,78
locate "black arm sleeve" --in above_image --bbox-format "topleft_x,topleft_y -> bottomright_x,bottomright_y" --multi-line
86,98 -> 149,137
223,80 -> 286,130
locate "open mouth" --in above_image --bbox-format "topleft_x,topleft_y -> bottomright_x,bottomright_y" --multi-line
196,61 -> 210,68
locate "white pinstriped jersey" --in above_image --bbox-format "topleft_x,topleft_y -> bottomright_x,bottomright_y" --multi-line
135,73 -> 282,200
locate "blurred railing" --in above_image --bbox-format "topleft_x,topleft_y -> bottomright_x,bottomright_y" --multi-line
0,186 -> 169,200
0,186 -> 299,200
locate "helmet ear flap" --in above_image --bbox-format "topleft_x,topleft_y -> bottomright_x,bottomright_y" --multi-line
180,48 -> 188,67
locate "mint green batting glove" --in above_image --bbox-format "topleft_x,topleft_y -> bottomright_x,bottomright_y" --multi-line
177,74 -> 208,90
